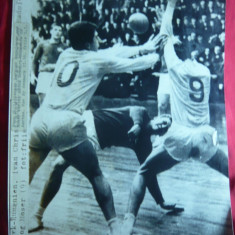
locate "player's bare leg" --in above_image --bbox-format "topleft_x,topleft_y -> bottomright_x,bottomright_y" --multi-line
37,93 -> 46,105
122,145 -> 178,235
29,147 -> 50,232
41,157 -> 70,207
29,147 -> 50,184
61,140 -> 120,235
206,148 -> 228,177
29,157 -> 70,232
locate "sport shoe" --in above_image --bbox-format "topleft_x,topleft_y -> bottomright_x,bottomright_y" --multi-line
28,214 -> 43,233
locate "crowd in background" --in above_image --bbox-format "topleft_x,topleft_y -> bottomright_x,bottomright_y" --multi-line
31,0 -> 225,102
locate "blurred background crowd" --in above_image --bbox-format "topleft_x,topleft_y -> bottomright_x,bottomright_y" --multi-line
31,0 -> 225,102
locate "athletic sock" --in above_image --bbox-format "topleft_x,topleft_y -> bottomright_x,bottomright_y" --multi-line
35,206 -> 45,219
107,217 -> 120,235
122,213 -> 136,235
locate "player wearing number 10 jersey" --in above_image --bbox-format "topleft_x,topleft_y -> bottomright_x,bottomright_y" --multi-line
122,1 -> 228,234
29,21 -> 163,235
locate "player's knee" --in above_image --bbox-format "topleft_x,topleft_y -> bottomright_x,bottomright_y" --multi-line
52,158 -> 68,175
138,164 -> 150,176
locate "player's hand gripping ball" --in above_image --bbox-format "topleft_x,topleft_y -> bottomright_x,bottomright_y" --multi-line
129,13 -> 149,34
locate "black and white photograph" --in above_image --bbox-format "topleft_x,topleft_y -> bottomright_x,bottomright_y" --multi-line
8,0 -> 232,234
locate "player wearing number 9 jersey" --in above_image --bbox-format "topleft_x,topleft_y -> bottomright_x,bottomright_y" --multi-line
159,0 -> 215,162
162,44 -> 215,162
168,57 -> 210,127
29,21 -> 162,235
122,1 -> 228,234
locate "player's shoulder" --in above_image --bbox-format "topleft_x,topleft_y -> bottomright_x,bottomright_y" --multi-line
184,59 -> 208,69
36,39 -> 48,49
130,105 -> 147,112
194,60 -> 210,77
59,47 -> 82,57
59,48 -> 111,68
41,39 -> 52,47
184,59 -> 210,77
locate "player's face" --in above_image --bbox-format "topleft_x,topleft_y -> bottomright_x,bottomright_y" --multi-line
50,26 -> 62,40
90,31 -> 99,51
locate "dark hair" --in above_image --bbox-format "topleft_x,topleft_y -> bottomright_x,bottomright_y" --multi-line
68,21 -> 97,50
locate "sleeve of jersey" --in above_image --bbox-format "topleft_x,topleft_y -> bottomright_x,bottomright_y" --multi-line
100,44 -> 142,58
129,106 -> 147,126
164,38 -> 182,70
178,59 -> 211,79
102,54 -> 159,74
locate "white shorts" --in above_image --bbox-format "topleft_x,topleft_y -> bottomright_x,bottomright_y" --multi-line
83,110 -> 100,151
157,73 -> 171,95
30,107 -> 87,153
35,71 -> 54,95
161,122 -> 218,162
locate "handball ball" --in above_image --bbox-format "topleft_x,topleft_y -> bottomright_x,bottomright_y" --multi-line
129,13 -> 149,34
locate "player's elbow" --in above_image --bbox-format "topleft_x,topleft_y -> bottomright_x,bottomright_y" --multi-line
132,106 -> 147,113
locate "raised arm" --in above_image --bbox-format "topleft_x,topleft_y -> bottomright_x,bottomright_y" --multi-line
159,0 -> 177,36
160,0 -> 181,69
103,53 -> 159,75
100,34 -> 164,59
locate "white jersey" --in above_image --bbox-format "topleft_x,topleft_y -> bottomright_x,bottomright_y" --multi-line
43,47 -> 158,114
168,59 -> 211,127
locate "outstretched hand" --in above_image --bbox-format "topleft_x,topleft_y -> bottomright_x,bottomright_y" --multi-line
140,34 -> 168,54
160,202 -> 184,213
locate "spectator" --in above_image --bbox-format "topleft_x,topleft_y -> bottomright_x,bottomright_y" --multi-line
188,17 -> 198,35
199,0 -> 207,15
31,0 -> 226,101
199,48 -> 212,68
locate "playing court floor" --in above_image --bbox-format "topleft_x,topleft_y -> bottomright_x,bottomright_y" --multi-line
29,147 -> 232,235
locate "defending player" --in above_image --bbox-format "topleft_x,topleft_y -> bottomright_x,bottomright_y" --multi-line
122,1 -> 228,234
29,106 -> 177,232
32,24 -> 66,104
29,21 -> 164,235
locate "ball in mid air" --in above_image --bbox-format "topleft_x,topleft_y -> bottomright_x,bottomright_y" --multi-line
129,13 -> 149,34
